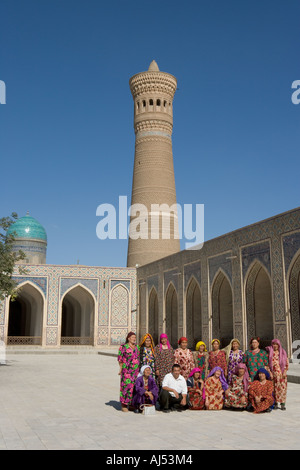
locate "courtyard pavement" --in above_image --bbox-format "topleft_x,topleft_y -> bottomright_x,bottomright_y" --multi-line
0,351 -> 299,450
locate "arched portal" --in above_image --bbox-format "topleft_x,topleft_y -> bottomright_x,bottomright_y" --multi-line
165,283 -> 178,348
186,277 -> 201,348
289,252 -> 300,350
211,271 -> 233,347
61,285 -> 95,346
8,283 -> 44,345
245,262 -> 273,349
148,287 -> 159,345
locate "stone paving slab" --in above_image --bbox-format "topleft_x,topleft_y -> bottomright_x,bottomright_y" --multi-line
0,353 -> 299,450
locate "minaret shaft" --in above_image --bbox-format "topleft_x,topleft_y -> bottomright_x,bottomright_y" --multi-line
127,61 -> 180,267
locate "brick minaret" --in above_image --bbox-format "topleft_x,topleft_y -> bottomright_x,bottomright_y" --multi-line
127,60 -> 180,267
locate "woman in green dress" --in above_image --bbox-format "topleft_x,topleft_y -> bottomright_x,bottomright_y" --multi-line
243,337 -> 269,382
193,341 -> 209,380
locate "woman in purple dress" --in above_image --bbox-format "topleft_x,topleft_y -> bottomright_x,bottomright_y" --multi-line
222,338 -> 244,385
132,365 -> 159,413
118,332 -> 140,412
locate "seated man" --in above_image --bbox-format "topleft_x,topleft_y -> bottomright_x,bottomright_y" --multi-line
159,364 -> 188,413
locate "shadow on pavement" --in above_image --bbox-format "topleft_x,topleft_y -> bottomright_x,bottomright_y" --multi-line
105,400 -> 122,411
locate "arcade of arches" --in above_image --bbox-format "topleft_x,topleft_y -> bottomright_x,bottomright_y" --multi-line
137,209 -> 300,356
7,283 -> 96,346
141,258 -> 299,352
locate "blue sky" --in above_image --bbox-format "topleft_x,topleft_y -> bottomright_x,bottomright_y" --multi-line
1,0 -> 299,267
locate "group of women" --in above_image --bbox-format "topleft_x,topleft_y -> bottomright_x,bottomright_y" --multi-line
117,332 -> 289,414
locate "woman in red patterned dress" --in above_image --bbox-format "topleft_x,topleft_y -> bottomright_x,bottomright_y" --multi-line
266,339 -> 289,410
248,368 -> 274,413
174,337 -> 195,380
208,339 -> 228,378
187,368 -> 205,410
205,366 -> 229,410
224,363 -> 249,410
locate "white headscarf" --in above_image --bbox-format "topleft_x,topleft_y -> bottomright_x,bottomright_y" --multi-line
138,365 -> 151,377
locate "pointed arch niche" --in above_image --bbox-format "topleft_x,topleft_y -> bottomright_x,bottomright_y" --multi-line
186,277 -> 202,348
7,282 -> 44,345
165,282 -> 178,348
61,284 -> 95,346
148,287 -> 159,345
211,270 -> 233,347
245,262 -> 273,348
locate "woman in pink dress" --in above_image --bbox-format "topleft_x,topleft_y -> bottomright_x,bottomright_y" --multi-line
266,339 -> 289,410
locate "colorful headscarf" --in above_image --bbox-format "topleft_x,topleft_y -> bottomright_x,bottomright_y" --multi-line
126,331 -> 136,343
211,339 -> 220,348
234,363 -> 249,392
254,367 -> 271,381
139,333 -> 155,356
195,341 -> 207,352
266,339 -> 287,374
178,337 -> 188,345
159,333 -> 171,351
189,367 -> 202,378
206,366 -> 229,391
222,338 -> 241,361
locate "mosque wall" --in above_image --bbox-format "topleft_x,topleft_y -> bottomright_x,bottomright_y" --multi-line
137,207 -> 300,356
0,265 -> 136,348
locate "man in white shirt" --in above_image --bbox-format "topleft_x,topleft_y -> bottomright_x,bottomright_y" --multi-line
159,364 -> 188,412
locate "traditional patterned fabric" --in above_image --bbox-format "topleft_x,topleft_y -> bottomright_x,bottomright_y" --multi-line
224,375 -> 248,409
118,344 -> 140,405
187,376 -> 205,410
269,351 -> 289,404
227,350 -> 244,385
243,349 -> 269,381
248,379 -> 274,413
154,343 -> 174,386
208,350 -> 227,377
139,341 -> 156,377
222,339 -> 241,361
193,350 -> 209,380
174,347 -> 196,380
204,376 -> 224,410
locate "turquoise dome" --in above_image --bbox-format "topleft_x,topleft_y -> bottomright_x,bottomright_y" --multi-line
7,214 -> 47,242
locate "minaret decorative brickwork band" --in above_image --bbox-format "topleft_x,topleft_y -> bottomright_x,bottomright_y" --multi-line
127,60 -> 181,267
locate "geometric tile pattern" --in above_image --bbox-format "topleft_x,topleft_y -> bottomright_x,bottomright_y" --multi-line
111,284 -> 129,327
209,253 -> 232,285
242,241 -> 271,277
283,232 -> 300,274
12,276 -> 48,296
184,261 -> 201,291
60,278 -> 98,299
